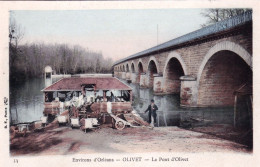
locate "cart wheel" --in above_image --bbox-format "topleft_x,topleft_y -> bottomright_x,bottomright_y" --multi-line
115,120 -> 125,130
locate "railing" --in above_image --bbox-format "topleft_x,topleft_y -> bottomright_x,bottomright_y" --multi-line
114,11 -> 252,65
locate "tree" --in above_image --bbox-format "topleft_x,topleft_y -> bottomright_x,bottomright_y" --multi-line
200,8 -> 252,27
71,45 -> 81,74
9,13 -> 25,48
9,13 -> 25,82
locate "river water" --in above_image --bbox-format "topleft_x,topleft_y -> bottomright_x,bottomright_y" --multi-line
10,78 -> 45,124
122,80 -> 234,127
10,77 -> 234,127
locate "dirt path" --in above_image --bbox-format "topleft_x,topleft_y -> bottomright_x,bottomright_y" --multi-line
10,126 -> 250,156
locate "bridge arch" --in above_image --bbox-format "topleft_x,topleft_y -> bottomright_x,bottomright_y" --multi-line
147,56 -> 159,88
126,63 -> 130,72
197,41 -> 252,106
137,59 -> 144,83
123,65 -> 125,72
197,41 -> 252,83
131,61 -> 135,73
163,52 -> 186,93
147,57 -> 159,72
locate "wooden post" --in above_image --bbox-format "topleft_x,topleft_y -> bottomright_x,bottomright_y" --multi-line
157,114 -> 159,127
130,91 -> 133,102
246,100 -> 252,129
16,107 -> 18,123
94,85 -> 96,97
248,95 -> 253,129
34,99 -> 35,113
103,91 -> 106,102
10,108 -> 13,124
234,95 -> 237,128
163,111 -> 167,127
103,114 -> 106,124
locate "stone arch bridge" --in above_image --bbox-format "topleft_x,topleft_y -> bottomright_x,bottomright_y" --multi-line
113,12 -> 252,108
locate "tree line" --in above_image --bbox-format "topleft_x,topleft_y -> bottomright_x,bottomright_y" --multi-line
200,8 -> 252,27
9,20 -> 113,82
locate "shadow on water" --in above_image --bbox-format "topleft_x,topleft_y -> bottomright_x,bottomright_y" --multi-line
10,78 -> 46,124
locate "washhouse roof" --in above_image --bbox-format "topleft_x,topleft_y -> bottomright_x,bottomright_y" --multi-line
42,77 -> 132,92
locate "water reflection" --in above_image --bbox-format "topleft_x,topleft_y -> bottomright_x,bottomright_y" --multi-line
10,78 -> 45,124
122,80 -> 234,127
123,81 -> 183,126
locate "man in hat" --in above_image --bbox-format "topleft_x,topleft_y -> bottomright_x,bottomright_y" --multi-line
144,99 -> 158,125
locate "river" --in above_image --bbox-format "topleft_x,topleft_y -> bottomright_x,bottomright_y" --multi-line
10,77 -> 234,127
10,78 -> 45,124
122,80 -> 234,127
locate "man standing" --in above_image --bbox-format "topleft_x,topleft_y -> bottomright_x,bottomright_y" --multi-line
145,99 -> 158,125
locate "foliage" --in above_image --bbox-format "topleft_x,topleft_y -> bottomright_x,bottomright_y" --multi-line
9,16 -> 113,82
10,42 -> 113,82
200,8 -> 252,27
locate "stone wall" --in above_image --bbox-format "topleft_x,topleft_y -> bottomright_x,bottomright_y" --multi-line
113,25 -> 252,107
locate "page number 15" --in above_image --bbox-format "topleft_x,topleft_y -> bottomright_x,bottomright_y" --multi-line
14,159 -> 18,163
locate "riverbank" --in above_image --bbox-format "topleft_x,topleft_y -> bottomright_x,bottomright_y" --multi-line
188,124 -> 253,149
10,125 -> 251,156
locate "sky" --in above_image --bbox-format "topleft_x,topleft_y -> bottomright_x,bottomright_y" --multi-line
12,9 -> 207,61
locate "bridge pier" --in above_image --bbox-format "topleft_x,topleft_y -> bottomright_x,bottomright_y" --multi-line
136,73 -> 141,84
119,72 -> 122,79
131,73 -> 137,83
122,72 -> 126,79
153,74 -> 164,94
140,73 -> 148,88
126,72 -> 131,80
180,76 -> 198,107
114,71 -> 119,78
